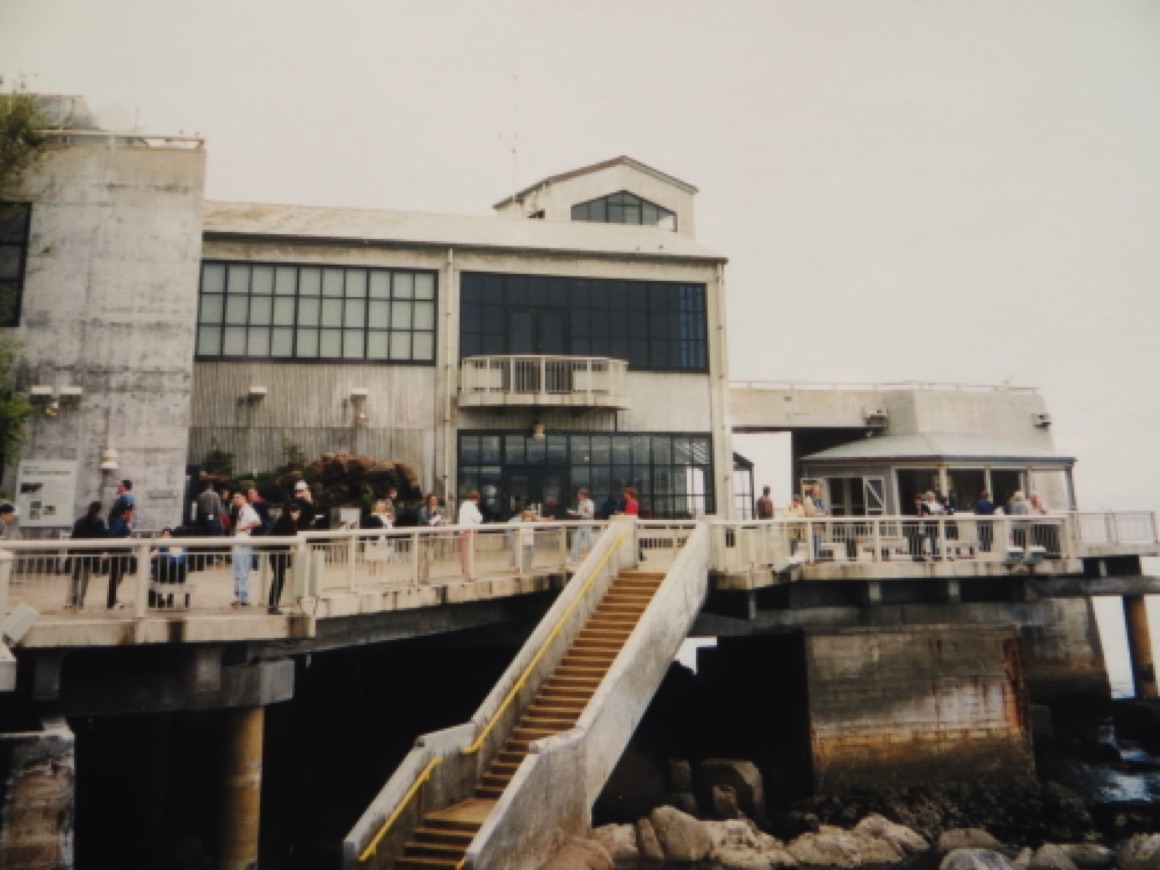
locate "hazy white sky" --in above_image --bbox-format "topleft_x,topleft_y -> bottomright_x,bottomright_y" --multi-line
3,0 -> 1159,513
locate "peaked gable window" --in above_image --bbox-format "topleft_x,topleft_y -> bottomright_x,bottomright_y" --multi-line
571,191 -> 677,231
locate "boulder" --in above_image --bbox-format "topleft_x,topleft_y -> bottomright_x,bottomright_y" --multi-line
705,820 -> 797,869
669,759 -> 693,791
854,813 -> 929,857
1029,845 -> 1079,870
591,824 -> 638,870
1120,834 -> 1160,870
940,850 -> 1016,870
1013,848 -> 1033,868
636,818 -> 665,865
787,824 -> 904,867
649,805 -> 713,863
540,837 -> 613,870
1058,845 -> 1115,869
662,790 -> 700,817
938,830 -> 1004,854
713,784 -> 746,820
696,759 -> 767,825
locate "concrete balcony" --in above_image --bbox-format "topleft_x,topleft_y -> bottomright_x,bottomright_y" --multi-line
458,355 -> 630,410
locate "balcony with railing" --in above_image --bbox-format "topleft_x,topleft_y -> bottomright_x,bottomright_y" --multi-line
458,355 -> 630,409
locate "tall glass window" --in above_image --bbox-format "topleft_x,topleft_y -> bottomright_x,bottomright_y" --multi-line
197,261 -> 437,363
457,431 -> 714,521
460,273 -> 707,373
571,191 -> 676,231
0,204 -> 32,327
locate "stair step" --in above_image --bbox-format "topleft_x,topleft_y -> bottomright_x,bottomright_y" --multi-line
413,828 -> 475,846
475,786 -> 505,799
397,857 -> 463,869
520,715 -> 577,730
514,726 -> 561,740
403,842 -> 468,860
481,773 -> 513,789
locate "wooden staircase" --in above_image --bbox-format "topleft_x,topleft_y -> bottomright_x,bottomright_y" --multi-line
393,570 -> 665,869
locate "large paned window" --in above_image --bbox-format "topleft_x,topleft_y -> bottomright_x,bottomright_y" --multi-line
571,191 -> 676,231
457,431 -> 714,521
459,273 -> 707,372
196,261 -> 437,363
0,204 -> 31,327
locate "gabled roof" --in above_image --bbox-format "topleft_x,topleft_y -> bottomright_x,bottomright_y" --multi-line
801,434 -> 1073,465
494,156 -> 699,209
202,201 -> 725,262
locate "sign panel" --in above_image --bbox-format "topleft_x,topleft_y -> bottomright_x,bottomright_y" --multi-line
15,460 -> 79,527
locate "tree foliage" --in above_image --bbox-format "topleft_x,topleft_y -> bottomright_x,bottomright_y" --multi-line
0,338 -> 34,467
0,79 -> 47,204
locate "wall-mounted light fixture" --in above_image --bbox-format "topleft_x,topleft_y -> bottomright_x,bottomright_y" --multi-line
99,446 -> 120,472
350,388 -> 369,427
58,385 -> 84,405
531,419 -> 546,440
28,385 -> 53,404
44,401 -> 60,417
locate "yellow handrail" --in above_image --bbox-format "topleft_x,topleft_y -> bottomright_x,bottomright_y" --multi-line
358,756 -> 443,863
460,530 -> 629,756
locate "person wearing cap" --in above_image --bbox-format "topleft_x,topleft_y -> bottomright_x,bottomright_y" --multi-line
291,480 -> 316,531
0,503 -> 17,541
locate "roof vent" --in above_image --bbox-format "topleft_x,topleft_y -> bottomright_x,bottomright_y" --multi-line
1032,412 -> 1052,428
863,407 -> 889,428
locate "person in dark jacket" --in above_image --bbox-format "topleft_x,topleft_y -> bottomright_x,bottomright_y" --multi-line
106,504 -> 134,609
267,504 -> 301,615
66,501 -> 106,610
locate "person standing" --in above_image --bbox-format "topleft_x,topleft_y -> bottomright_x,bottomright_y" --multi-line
112,480 -> 137,527
784,495 -> 806,556
622,486 -> 646,561
105,504 -> 134,609
756,486 -> 775,520
418,493 -> 444,582
567,488 -> 596,564
0,503 -> 18,541
267,504 -> 300,615
230,492 -> 261,606
196,481 -> 224,536
974,489 -> 996,552
66,501 -> 105,610
458,490 -> 483,578
804,484 -> 827,562
292,481 -> 317,531
362,499 -> 396,576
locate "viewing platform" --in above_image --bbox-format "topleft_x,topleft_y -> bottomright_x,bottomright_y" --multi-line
458,355 -> 630,410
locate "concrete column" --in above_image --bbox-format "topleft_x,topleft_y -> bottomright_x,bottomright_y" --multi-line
218,706 -> 264,870
1123,596 -> 1157,699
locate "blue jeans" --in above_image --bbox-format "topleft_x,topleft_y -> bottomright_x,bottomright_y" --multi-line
233,544 -> 253,604
570,526 -> 594,562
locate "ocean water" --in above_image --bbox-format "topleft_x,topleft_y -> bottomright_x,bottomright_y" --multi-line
1092,557 -> 1160,698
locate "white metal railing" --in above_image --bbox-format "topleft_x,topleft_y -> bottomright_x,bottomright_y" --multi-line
0,522 -> 607,620
1072,512 -> 1158,546
459,355 -> 628,402
730,379 -> 1039,394
41,129 -> 205,149
710,511 -> 1158,574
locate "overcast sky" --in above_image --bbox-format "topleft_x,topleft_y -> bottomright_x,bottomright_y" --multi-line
3,0 -> 1159,514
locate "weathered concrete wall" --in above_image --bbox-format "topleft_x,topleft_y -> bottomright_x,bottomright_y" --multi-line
493,160 -> 697,238
1019,597 -> 1112,713
8,142 -> 206,529
0,716 -> 75,869
731,385 -> 1054,448
805,625 -> 1033,790
197,238 -> 730,509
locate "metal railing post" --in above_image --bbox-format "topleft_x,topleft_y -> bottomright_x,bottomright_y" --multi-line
134,542 -> 151,617
411,531 -> 420,587
294,536 -> 311,602
348,533 -> 359,591
0,550 -> 12,619
873,518 -> 882,563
